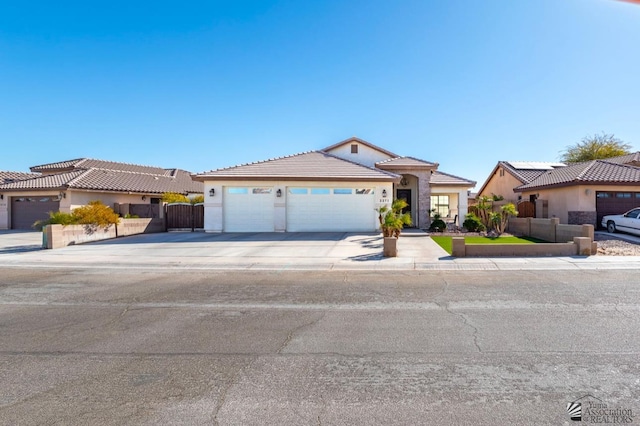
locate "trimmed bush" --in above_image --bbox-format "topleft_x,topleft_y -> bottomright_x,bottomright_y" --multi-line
32,201 -> 120,230
463,213 -> 485,232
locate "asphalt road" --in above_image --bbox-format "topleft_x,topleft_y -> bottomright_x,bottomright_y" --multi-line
0,268 -> 638,425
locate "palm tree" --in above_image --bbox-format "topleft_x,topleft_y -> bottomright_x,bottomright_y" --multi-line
377,199 -> 413,237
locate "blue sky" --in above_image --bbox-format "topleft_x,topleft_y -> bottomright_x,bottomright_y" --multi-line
1,0 -> 639,189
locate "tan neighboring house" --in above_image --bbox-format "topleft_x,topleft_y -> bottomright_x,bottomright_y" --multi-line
192,137 -> 475,232
0,159 -> 202,230
477,161 -> 565,203
515,156 -> 640,227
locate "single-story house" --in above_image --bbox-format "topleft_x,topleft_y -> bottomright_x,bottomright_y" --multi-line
515,156 -> 640,227
477,161 -> 565,203
192,137 -> 475,232
0,158 -> 203,230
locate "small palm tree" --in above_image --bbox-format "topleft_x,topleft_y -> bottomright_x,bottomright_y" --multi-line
377,199 -> 412,237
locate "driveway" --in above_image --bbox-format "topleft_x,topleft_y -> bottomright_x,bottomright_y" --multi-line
0,230 -> 449,270
0,230 -> 43,254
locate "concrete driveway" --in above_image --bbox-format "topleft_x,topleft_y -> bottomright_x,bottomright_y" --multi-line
0,230 -> 43,254
0,230 -> 449,270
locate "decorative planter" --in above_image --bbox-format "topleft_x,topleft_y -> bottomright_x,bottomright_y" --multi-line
383,236 -> 398,257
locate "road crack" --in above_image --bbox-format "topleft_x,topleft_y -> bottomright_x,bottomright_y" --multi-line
444,305 -> 482,353
278,313 -> 326,354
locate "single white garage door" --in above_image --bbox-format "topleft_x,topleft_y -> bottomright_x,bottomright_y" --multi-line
223,187 -> 275,232
286,187 -> 376,232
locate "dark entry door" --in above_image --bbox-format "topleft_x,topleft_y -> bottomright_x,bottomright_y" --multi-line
396,189 -> 411,214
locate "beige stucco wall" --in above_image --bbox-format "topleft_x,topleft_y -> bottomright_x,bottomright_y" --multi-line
202,180 -> 393,232
68,190 -> 154,211
479,169 -> 523,202
325,143 -> 392,168
521,184 -> 640,224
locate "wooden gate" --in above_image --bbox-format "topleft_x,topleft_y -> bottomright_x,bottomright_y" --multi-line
129,203 -> 160,218
517,201 -> 535,218
166,203 -> 204,231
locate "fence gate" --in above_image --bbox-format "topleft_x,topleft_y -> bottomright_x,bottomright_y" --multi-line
129,203 -> 160,218
166,203 -> 204,231
517,201 -> 535,218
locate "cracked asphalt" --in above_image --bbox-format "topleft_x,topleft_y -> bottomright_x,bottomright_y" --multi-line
0,267 -> 639,425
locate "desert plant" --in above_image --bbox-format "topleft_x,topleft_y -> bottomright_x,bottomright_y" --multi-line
463,213 -> 485,232
377,199 -> 412,237
494,203 -> 518,234
71,201 -> 120,228
162,192 -> 190,204
32,211 -> 76,230
190,194 -> 205,204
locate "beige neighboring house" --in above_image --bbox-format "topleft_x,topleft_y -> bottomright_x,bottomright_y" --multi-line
0,159 -> 202,230
192,137 -> 475,232
477,161 -> 565,203
515,155 -> 640,227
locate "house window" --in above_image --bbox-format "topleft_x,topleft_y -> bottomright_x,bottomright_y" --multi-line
289,188 -> 308,195
227,188 -> 249,194
430,195 -> 449,218
356,188 -> 373,195
333,188 -> 353,195
351,144 -> 358,153
311,188 -> 330,195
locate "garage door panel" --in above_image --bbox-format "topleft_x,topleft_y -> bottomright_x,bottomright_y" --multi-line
223,187 -> 274,232
11,196 -> 60,230
596,191 -> 640,228
286,188 -> 376,232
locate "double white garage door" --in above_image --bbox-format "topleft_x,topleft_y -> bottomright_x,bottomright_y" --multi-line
223,187 -> 376,232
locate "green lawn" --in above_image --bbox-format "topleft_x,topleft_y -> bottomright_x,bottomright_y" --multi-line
431,236 -> 547,255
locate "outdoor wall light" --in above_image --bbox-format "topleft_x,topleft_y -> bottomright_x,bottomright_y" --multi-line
209,188 -> 215,197
142,195 -> 147,201
0,194 -> 3,200
59,192 -> 66,199
276,189 -> 282,198
382,189 -> 388,198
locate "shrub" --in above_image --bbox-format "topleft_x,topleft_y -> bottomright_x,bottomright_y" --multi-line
429,219 -> 446,232
124,213 -> 140,219
162,192 -> 189,203
190,194 -> 205,204
33,211 -> 76,230
463,213 -> 485,232
71,201 -> 120,228
34,201 -> 120,230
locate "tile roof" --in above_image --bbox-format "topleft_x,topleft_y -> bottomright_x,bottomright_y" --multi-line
597,152 -> 640,167
376,156 -> 438,169
193,151 -> 401,181
0,161 -> 202,194
516,160 -> 640,190
0,171 -> 41,184
431,171 -> 476,186
30,158 -> 170,175
0,170 -> 86,190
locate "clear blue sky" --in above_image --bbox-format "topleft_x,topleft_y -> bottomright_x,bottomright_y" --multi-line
1,0 -> 639,189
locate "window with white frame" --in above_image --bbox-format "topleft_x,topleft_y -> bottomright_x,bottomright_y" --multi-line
431,195 -> 450,218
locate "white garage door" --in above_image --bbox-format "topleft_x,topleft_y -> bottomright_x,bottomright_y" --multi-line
223,187 -> 275,232
286,187 -> 376,232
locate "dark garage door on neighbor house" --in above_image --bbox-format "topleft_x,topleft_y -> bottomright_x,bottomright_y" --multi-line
596,191 -> 640,228
11,196 -> 60,230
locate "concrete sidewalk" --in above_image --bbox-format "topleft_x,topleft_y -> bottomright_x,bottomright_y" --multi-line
2,230 -> 640,271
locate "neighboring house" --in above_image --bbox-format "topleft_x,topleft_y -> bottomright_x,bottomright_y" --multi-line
515,157 -> 640,227
0,158 -> 203,230
477,161 -> 565,203
192,137 -> 475,232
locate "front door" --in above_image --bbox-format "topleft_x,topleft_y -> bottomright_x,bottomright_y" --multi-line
396,189 -> 412,226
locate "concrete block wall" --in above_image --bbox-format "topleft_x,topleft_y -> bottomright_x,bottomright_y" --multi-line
44,218 -> 165,249
452,236 -> 595,257
508,218 -> 593,243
